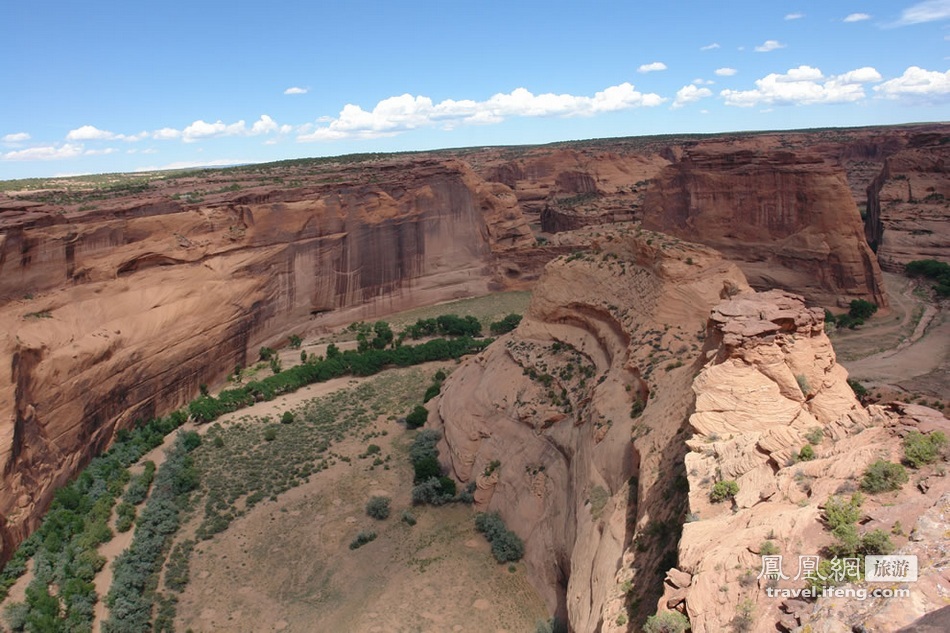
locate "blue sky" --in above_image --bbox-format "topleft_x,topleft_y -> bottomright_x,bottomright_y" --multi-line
2,0 -> 949,179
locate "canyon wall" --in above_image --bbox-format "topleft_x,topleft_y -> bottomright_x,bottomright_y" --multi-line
431,226 -> 751,631
642,144 -> 886,308
0,159 -> 535,559
865,132 -> 950,272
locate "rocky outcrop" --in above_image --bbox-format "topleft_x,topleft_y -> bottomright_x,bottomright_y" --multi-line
0,158 -> 536,560
642,145 -> 887,308
665,290 -> 950,633
865,133 -> 950,272
431,226 -> 751,631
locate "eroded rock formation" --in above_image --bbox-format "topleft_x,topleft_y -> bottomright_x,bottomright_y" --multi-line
431,226 -> 751,630
664,290 -> 950,632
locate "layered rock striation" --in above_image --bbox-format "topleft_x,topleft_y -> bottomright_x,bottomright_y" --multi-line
642,145 -> 886,308
865,132 -> 950,272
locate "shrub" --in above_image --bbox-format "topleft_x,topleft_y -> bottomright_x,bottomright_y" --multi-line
423,382 -> 441,403
860,460 -> 908,493
366,496 -> 391,520
859,529 -> 894,556
411,477 -> 454,505
824,493 -> 863,530
759,540 -> 779,556
405,405 -> 428,430
180,430 -> 201,452
349,531 -> 377,550
259,347 -> 275,361
903,431 -> 947,468
733,599 -> 755,633
474,512 -> 524,563
906,259 -> 950,297
710,480 -> 739,503
847,379 -> 868,399
848,299 -> 878,321
288,334 -> 302,349
799,445 -> 815,461
263,427 -> 278,442
401,510 -> 416,526
643,611 -> 690,633
805,427 -> 824,445
280,411 -> 295,425
796,374 -> 810,395
490,314 -> 523,335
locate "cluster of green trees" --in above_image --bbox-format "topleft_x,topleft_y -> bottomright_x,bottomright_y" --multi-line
401,314 -> 482,340
188,336 -> 491,423
102,433 -> 200,633
906,259 -> 950,297
409,430 -> 460,505
826,299 -> 879,330
489,313 -> 522,335
0,413 -> 190,631
474,512 -> 524,563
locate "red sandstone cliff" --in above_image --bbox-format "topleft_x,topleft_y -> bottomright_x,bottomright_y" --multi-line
642,144 -> 886,308
0,158 -> 536,559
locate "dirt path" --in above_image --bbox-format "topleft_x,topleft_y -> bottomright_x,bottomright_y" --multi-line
835,273 -> 948,398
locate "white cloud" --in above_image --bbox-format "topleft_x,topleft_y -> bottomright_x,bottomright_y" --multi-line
153,127 -> 182,140
2,132 -> 30,143
692,78 -> 715,85
672,85 -> 713,109
715,67 -> 738,77
721,65 -> 882,107
284,86 -> 308,95
151,115 -> 281,143
843,13 -> 871,22
638,61 -> 667,73
755,40 -> 786,52
66,125 -> 146,142
67,125 -> 117,141
785,13 -> 804,20
894,0 -> 950,26
250,115 -> 279,135
874,66 -> 950,100
297,83 -> 665,143
2,143 -> 84,161
700,42 -> 720,51
182,119 -> 247,143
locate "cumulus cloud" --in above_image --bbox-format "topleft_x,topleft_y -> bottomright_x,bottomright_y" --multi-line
874,66 -> 950,100
700,43 -> 720,51
893,0 -> 950,25
2,143 -> 84,161
715,67 -> 738,77
2,132 -> 30,143
638,61 -> 667,73
67,125 -> 147,142
297,83 -> 665,142
721,65 -> 882,107
692,78 -> 715,85
755,40 -> 786,52
843,13 -> 871,22
284,86 -> 308,95
152,115 -> 284,143
672,85 -> 713,109
785,13 -> 804,20
153,127 -> 182,140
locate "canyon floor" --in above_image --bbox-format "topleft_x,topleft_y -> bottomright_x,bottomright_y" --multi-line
143,293 -> 544,633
